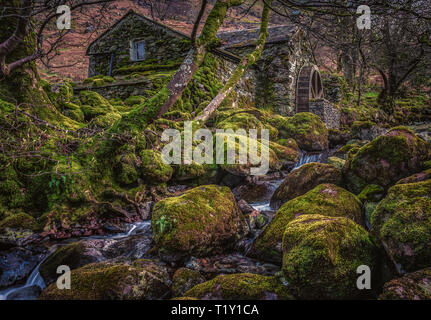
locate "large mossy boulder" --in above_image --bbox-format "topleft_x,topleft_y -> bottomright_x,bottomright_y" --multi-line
270,113 -> 328,151
370,179 -> 431,273
379,268 -> 431,300
270,163 -> 342,209
152,185 -> 247,261
250,184 -> 363,264
343,127 -> 428,193
282,214 -> 379,299
39,260 -> 170,300
183,273 -> 294,300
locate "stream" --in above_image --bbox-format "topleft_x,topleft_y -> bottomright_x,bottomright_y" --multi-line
0,152 -> 325,300
0,221 -> 151,300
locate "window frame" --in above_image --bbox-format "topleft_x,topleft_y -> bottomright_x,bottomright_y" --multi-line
130,39 -> 146,62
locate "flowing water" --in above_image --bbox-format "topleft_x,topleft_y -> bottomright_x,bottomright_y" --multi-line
0,221 -> 151,300
249,151 -> 327,212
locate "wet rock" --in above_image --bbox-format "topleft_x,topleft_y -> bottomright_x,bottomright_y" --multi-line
282,214 -> 379,299
152,185 -> 248,262
40,231 -> 154,284
184,254 -> 280,278
232,175 -> 283,204
6,285 -> 41,300
379,268 -> 431,300
370,179 -> 431,273
237,199 -> 254,214
183,273 -> 294,300
40,259 -> 171,300
172,268 -> 205,297
270,163 -> 342,209
0,246 -> 46,288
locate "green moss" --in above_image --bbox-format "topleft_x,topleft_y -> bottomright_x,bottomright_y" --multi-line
357,184 -> 385,202
140,150 -> 173,184
184,273 -> 294,300
0,212 -> 38,231
328,156 -> 346,170
271,163 -> 342,208
172,268 -> 205,297
124,95 -> 146,106
252,184 -> 363,264
370,179 -> 431,273
379,268 -> 431,300
282,214 -> 378,299
78,91 -> 115,121
39,242 -> 86,284
88,112 -> 121,129
346,128 -> 428,189
114,153 -> 140,186
62,102 -> 84,122
270,113 -> 328,151
40,260 -> 169,300
152,185 -> 246,259
424,160 -> 431,170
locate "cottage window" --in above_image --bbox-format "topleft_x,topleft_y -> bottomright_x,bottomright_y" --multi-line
131,40 -> 146,61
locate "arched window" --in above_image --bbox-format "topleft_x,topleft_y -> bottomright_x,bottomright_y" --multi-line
131,40 -> 146,61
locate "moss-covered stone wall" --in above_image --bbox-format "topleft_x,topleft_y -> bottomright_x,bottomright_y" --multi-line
87,12 -> 191,77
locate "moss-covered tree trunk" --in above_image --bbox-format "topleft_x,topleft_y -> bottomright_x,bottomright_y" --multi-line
194,0 -> 272,123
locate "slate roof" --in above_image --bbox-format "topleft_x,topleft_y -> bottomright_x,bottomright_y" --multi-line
217,25 -> 297,49
87,10 -> 295,62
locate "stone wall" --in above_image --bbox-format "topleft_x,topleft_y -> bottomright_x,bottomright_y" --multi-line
225,35 -> 312,115
77,53 -> 256,109
309,99 -> 341,129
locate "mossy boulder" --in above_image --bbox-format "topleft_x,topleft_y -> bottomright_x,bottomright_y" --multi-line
62,102 -> 84,122
270,163 -> 342,209
343,128 -> 429,192
140,150 -> 173,184
78,91 -> 115,121
271,113 -> 328,151
114,153 -> 140,186
39,242 -> 101,284
183,273 -> 294,300
269,142 -> 301,168
379,268 -> 431,300
152,185 -> 247,261
251,184 -> 363,264
39,260 -> 170,300
172,268 -> 205,297
370,179 -> 431,273
282,214 -> 379,299
396,169 -> 431,185
0,213 -> 38,232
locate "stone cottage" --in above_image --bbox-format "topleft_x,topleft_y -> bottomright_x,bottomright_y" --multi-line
82,10 -> 339,126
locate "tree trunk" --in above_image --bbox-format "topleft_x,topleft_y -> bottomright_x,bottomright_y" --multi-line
194,0 -> 272,123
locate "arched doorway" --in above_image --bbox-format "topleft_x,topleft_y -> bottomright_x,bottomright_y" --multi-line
296,65 -> 324,113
